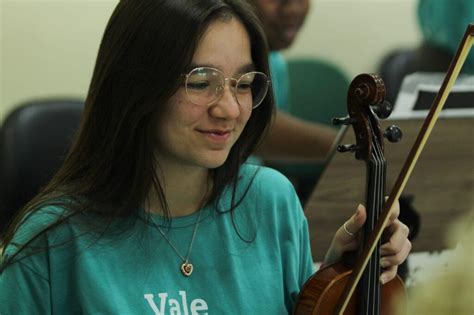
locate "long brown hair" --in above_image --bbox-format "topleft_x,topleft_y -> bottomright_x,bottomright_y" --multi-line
2,0 -> 274,265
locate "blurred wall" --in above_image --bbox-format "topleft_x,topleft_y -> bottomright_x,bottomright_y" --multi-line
286,0 -> 421,75
0,0 -> 421,123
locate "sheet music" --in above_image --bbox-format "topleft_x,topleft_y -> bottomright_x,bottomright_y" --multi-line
390,72 -> 474,119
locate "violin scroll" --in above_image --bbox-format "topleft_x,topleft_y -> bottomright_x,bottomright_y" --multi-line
332,74 -> 401,161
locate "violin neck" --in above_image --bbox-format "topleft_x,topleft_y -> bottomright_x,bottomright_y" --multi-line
358,157 -> 386,315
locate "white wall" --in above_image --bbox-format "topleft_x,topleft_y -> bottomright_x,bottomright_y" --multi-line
1,0 -> 118,122
286,0 -> 421,76
0,0 -> 422,123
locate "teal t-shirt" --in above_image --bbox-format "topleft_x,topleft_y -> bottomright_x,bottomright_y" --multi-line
0,164 -> 314,314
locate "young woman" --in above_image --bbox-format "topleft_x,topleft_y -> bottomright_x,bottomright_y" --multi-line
0,0 -> 410,314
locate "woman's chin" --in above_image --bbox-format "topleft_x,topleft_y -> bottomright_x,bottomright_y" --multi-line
201,152 -> 231,169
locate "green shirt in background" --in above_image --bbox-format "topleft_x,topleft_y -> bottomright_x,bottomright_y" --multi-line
418,0 -> 474,73
0,164 -> 314,314
245,51 -> 290,166
269,51 -> 290,112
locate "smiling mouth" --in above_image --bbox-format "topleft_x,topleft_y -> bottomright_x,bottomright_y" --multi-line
198,128 -> 232,134
197,129 -> 232,144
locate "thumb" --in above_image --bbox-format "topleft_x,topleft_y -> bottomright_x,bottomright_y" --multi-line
343,204 -> 366,240
324,204 -> 368,265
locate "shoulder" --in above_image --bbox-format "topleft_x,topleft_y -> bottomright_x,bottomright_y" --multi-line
3,204 -> 69,257
239,163 -> 294,193
238,164 -> 302,215
236,165 -> 308,246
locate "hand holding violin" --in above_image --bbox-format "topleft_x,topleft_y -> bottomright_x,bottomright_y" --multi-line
324,202 -> 412,284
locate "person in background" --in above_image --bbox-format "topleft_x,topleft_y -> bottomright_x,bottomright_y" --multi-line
249,0 -> 340,203
249,0 -> 338,163
0,0 -> 411,313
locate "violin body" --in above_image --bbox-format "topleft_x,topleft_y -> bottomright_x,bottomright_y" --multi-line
293,262 -> 406,315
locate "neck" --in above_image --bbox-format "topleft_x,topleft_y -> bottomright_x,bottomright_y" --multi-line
146,163 -> 211,217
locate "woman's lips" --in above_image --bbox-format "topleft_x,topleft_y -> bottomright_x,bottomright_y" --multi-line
197,129 -> 232,144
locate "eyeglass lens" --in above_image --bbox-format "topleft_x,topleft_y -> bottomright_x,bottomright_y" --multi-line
185,68 -> 269,109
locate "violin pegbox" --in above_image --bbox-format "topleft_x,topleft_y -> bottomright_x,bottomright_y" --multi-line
332,73 -> 401,160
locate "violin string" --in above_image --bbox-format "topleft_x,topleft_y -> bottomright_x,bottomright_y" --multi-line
370,150 -> 378,315
365,117 -> 377,315
371,152 -> 378,315
369,116 -> 385,314
372,143 -> 379,313
375,143 -> 383,314
373,121 -> 384,315
371,125 -> 381,315
376,155 -> 382,315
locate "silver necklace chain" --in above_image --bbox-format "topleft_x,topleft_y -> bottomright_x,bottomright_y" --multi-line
155,208 -> 203,277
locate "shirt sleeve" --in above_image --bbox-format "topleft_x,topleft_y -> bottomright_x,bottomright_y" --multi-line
0,206 -> 64,314
259,166 -> 315,310
0,253 -> 52,314
298,216 -> 316,287
0,256 -> 51,315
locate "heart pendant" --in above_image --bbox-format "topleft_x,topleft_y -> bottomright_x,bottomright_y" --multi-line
180,262 -> 193,277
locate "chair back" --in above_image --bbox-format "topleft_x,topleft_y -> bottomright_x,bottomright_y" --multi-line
378,43 -> 456,104
0,99 -> 83,233
287,58 -> 349,125
276,58 -> 349,178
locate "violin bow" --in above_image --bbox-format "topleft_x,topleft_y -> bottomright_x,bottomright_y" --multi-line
335,23 -> 474,314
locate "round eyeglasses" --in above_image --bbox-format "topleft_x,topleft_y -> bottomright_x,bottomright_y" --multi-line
183,67 -> 270,110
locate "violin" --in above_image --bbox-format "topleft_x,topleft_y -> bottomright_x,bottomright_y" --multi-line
293,73 -> 406,315
293,23 -> 474,315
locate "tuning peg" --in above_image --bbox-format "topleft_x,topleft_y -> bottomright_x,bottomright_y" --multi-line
384,125 -> 402,143
371,101 -> 393,119
332,116 -> 357,126
337,144 -> 358,153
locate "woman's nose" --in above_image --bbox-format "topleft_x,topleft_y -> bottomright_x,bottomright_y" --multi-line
210,83 -> 241,119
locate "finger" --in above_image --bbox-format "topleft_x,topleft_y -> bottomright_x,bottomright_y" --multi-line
325,204 -> 367,264
342,204 -> 366,241
385,198 -> 400,222
380,219 -> 410,256
380,265 -> 398,284
380,239 -> 412,268
338,235 -> 359,252
332,223 -> 359,256
383,196 -> 400,222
